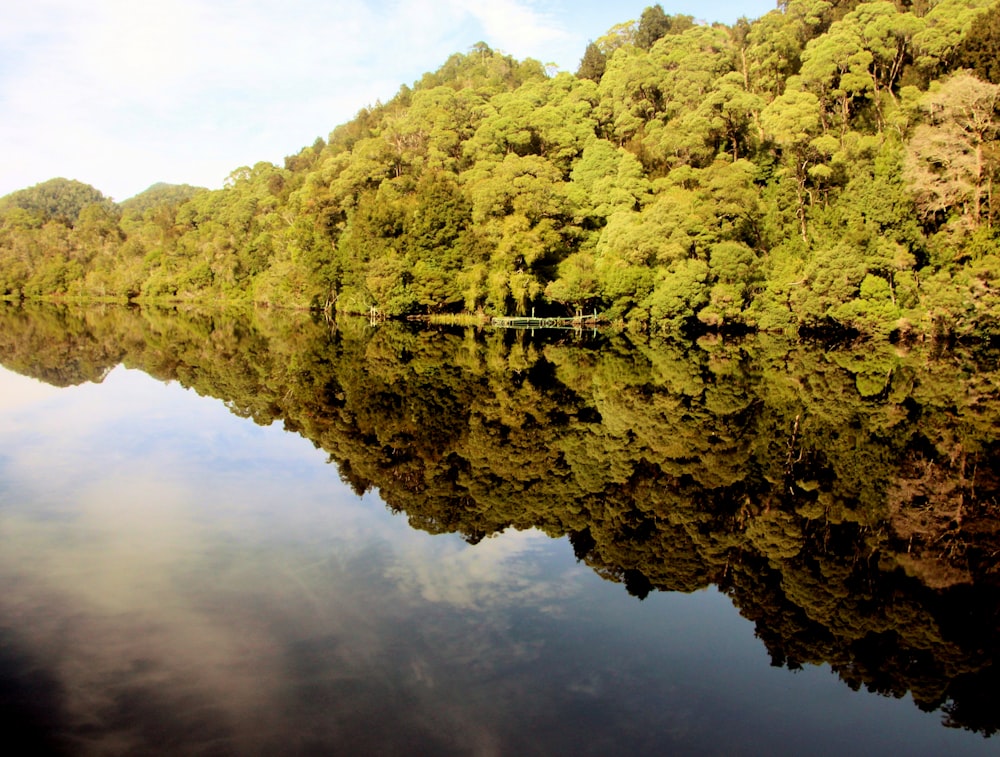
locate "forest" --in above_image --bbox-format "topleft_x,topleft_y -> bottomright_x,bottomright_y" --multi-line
2,1 -> 1000,339
1,301 -> 998,734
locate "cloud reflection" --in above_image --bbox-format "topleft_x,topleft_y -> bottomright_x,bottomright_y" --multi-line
388,527 -> 578,611
0,369 -> 61,413
0,365 -> 583,754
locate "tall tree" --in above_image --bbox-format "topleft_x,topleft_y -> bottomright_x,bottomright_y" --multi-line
636,5 -> 673,50
577,41 -> 608,83
954,1 -> 1000,84
905,71 -> 1000,231
912,0 -> 995,79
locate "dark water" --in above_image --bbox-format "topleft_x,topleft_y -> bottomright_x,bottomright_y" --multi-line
0,303 -> 997,756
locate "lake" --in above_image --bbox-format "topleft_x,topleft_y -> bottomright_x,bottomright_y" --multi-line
0,302 -> 997,756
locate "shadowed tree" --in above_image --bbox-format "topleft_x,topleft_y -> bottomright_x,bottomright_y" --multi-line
955,1 -> 1000,84
577,41 -> 607,83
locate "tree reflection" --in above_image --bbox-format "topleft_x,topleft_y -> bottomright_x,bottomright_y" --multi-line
1,301 -> 998,737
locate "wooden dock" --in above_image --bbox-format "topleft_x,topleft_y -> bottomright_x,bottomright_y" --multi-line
491,314 -> 601,330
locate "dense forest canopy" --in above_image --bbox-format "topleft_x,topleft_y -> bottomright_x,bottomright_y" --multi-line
2,1 -> 1000,339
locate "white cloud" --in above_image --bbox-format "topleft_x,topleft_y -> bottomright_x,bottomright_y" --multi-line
0,0 -> 778,200
0,0 -> 583,198
454,0 -> 570,59
1,1 -> 394,197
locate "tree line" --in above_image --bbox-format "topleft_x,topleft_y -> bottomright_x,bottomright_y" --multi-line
2,1 -> 1000,339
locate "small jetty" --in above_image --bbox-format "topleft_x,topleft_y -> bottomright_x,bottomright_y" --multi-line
491,311 -> 602,330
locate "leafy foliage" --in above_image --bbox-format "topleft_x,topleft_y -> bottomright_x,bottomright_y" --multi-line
1,4 -> 999,339
0,178 -> 113,226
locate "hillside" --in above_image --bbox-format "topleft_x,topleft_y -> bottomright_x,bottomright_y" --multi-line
1,1 -> 999,339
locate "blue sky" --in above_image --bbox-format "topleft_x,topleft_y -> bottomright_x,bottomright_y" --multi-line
0,0 -> 778,201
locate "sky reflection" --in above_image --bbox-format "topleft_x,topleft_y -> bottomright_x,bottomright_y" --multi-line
0,364 -> 995,756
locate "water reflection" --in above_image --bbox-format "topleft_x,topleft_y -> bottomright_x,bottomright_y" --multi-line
0,302 -> 998,754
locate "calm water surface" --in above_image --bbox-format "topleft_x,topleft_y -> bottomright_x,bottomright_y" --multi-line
0,306 -> 997,755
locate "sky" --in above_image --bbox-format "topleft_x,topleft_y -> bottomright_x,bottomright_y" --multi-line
0,0 -> 778,202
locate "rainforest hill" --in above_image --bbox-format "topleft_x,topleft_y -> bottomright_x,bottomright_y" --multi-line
2,0 -> 1000,340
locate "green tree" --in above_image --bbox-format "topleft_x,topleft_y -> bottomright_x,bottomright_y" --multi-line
912,0 -> 995,79
464,74 -> 599,174
745,0 -> 834,100
760,83 -> 829,240
0,178 -> 112,226
955,1 -> 1000,83
462,154 -> 573,314
636,5 -> 676,50
404,174 -> 471,312
643,257 -> 710,333
577,41 -> 607,83
545,251 -> 601,311
699,240 -> 761,327
568,138 -> 650,227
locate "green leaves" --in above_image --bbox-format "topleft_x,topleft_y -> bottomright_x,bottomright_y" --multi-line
644,258 -> 710,333
1,4 -> 999,339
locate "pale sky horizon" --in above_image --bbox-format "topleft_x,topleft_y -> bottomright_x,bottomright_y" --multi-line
1,0 -> 778,202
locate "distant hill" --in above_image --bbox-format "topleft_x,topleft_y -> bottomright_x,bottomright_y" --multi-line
0,178 -> 112,226
120,183 -> 208,215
